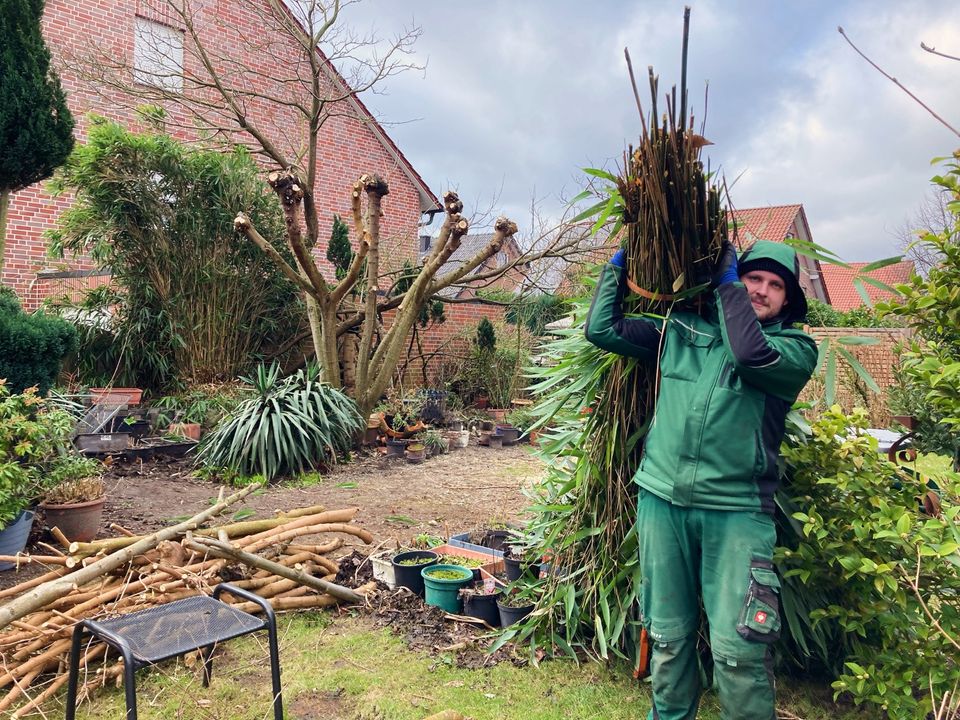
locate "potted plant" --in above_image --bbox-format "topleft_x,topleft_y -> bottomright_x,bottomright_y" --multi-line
391,549 -> 439,596
416,428 -> 449,456
404,441 -> 427,464
0,385 -> 76,568
496,586 -> 538,627
40,456 -> 106,543
421,564 -> 474,613
460,582 -> 502,627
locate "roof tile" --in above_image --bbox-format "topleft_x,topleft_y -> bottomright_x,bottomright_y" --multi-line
818,261 -> 915,311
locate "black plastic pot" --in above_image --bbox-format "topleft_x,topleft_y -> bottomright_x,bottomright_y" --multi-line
462,590 -> 501,627
496,597 -> 534,627
482,529 -> 512,552
504,554 -> 542,583
495,425 -> 520,446
385,439 -> 406,457
391,550 -> 439,596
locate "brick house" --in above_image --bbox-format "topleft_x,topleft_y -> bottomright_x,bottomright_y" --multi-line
5,0 -> 439,310
818,260 -> 916,312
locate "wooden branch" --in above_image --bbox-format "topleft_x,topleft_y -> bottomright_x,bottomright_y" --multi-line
185,537 -> 363,604
234,508 -> 359,549
0,484 -> 261,630
68,506 -> 348,557
266,171 -> 330,301
427,215 -> 518,296
241,521 -> 373,554
235,212 -> 320,299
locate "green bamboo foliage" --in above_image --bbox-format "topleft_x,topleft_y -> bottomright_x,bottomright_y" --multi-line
497,47 -> 730,660
197,363 -> 363,481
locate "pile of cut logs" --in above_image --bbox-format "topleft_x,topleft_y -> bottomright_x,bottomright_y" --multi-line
0,484 -> 376,717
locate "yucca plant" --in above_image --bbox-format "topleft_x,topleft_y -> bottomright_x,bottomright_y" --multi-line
197,363 -> 363,481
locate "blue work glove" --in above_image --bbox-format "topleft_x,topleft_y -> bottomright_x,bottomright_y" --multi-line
611,248 -> 627,268
712,241 -> 739,286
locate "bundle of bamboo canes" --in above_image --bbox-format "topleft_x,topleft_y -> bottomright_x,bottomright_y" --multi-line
516,8 -> 733,661
0,490 -> 375,717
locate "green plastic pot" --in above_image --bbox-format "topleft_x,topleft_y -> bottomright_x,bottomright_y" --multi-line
421,564 -> 474,613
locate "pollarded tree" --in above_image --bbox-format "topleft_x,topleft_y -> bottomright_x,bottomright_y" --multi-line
66,0 -> 589,415
0,0 -> 75,272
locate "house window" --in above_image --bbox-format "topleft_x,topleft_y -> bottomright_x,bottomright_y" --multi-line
133,17 -> 184,92
419,235 -> 432,252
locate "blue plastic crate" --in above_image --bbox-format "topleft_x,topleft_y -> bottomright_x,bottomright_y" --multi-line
447,532 -> 505,558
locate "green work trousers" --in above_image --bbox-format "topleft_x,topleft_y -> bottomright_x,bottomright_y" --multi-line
638,489 -> 781,720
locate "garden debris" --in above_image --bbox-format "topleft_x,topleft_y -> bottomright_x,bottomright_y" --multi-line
0,491 -> 375,718
362,585 -> 520,670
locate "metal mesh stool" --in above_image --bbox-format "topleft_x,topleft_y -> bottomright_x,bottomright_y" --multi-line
65,583 -> 282,720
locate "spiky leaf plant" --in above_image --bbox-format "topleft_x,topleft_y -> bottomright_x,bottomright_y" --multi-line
197,363 -> 363,481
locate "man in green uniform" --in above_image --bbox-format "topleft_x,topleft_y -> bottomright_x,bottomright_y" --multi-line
585,240 -> 817,719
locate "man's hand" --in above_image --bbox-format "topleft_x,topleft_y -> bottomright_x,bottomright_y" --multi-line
611,248 -> 627,268
712,241 -> 739,286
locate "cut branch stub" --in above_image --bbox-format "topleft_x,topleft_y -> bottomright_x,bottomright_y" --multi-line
494,216 -> 519,238
443,190 -> 463,214
268,170 -> 305,206
234,212 -> 251,233
360,173 -> 389,198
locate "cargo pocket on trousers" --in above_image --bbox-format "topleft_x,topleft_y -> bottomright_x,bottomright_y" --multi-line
736,559 -> 781,643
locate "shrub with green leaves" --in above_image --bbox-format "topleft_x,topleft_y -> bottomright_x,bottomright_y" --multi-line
197,364 -> 363,481
47,117 -> 300,390
777,406 -> 960,717
0,287 -> 77,395
0,383 -> 76,525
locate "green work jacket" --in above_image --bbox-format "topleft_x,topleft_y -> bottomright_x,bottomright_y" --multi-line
585,263 -> 817,514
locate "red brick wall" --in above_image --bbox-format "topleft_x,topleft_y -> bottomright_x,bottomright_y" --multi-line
799,325 -> 914,426
6,0 -> 424,309
390,302 -> 508,386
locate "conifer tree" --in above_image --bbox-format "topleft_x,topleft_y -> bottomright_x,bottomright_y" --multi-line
325,214 -> 353,280
0,0 -> 75,272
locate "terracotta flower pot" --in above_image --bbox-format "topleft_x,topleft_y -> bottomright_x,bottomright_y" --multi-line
41,497 -> 105,543
167,422 -> 202,441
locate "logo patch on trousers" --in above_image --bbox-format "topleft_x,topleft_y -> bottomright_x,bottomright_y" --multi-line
754,610 -> 768,625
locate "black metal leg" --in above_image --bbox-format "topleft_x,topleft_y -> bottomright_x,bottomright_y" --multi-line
65,623 -> 84,720
266,620 -> 283,720
120,647 -> 138,720
201,643 -> 215,687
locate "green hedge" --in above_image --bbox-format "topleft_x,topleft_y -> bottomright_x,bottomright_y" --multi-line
0,287 -> 77,394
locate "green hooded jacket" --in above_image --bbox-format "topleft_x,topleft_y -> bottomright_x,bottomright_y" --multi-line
585,241 -> 818,513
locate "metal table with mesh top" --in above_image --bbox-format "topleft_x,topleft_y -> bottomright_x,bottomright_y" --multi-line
65,583 -> 282,720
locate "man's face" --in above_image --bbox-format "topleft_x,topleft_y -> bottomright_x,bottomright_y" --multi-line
741,270 -> 788,321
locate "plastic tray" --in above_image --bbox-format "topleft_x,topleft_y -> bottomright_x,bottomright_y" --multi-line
446,532 -> 505,558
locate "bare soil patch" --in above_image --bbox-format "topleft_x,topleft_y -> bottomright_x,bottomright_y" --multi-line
2,444 -> 543,591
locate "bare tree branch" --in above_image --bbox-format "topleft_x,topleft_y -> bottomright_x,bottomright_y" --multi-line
838,26 -> 960,139
921,41 -> 960,63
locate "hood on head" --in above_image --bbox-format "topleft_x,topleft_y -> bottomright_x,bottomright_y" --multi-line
737,240 -> 809,324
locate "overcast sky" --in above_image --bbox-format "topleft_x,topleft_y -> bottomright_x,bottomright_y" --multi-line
341,0 -> 960,261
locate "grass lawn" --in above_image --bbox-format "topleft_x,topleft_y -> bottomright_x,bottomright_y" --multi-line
59,613 -> 872,720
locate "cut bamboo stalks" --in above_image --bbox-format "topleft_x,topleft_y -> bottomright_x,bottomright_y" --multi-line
0,498 -> 373,716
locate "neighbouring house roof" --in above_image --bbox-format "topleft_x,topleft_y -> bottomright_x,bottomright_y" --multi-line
730,204 -> 830,304
819,260 -> 916,312
731,204 -> 806,244
424,232 -> 524,298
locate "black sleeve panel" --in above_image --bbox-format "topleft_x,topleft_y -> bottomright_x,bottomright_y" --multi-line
715,283 -> 780,368
584,263 -> 662,358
